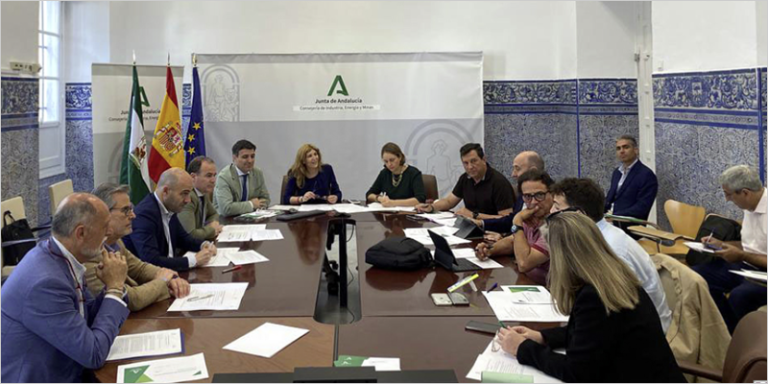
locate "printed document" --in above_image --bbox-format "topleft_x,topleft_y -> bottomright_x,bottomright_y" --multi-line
168,283 -> 248,312
116,353 -> 208,383
483,291 -> 568,322
223,322 -> 309,358
107,329 -> 183,361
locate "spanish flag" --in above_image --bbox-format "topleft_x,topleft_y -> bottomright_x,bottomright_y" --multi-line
148,66 -> 184,183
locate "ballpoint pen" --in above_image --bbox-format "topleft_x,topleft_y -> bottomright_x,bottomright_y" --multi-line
222,265 -> 241,274
187,294 -> 214,302
487,283 -> 499,292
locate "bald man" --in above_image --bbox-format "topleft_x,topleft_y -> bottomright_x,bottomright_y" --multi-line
123,168 -> 216,272
477,151 -> 546,233
2,193 -> 129,382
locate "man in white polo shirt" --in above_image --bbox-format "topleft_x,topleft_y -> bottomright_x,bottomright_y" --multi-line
697,165 -> 766,333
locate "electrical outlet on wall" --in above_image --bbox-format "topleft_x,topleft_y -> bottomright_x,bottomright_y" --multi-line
9,62 -> 41,74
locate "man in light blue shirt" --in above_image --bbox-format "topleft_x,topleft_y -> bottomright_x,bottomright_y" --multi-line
550,178 -> 672,333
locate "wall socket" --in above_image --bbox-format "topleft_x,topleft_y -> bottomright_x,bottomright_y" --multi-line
10,62 -> 41,74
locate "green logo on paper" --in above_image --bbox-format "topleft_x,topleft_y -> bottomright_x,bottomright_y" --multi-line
327,75 -> 349,96
124,366 -> 153,383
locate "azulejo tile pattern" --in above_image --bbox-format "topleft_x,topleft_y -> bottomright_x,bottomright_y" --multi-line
484,79 -> 638,197
654,69 -> 758,111
65,83 -> 95,195
1,77 -> 40,226
653,68 -> 765,231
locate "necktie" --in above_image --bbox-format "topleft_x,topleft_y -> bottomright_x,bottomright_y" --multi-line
199,195 -> 206,225
241,174 -> 248,202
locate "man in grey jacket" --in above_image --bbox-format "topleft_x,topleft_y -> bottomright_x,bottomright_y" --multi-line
214,139 -> 271,216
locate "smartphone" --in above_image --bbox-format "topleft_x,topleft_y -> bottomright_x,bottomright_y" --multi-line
449,292 -> 470,306
431,293 -> 452,306
704,242 -> 722,251
465,320 -> 502,335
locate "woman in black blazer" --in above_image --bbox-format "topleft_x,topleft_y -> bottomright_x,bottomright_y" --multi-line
498,211 -> 685,383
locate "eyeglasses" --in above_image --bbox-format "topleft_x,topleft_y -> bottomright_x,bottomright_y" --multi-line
521,191 -> 549,202
111,204 -> 134,216
545,206 -> 582,224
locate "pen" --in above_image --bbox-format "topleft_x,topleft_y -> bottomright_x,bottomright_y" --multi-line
487,283 -> 499,292
222,265 -> 241,274
187,294 -> 213,302
706,230 -> 715,243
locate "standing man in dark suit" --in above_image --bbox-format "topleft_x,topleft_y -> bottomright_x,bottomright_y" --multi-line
604,135 -> 658,222
124,168 -> 216,272
178,156 -> 222,241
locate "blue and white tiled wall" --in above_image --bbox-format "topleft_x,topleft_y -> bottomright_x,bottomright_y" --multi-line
654,68 -> 766,230
2,77 -> 40,226
483,78 -> 639,197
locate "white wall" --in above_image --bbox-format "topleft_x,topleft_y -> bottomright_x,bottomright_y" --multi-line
64,2 -> 110,82
757,0 -> 767,67
576,2 -> 638,78
105,1 -> 576,82
1,1 -> 38,71
653,1 -> 758,73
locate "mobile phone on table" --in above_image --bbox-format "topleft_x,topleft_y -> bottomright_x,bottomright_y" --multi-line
465,320 -> 502,334
449,292 -> 470,306
431,293 -> 452,306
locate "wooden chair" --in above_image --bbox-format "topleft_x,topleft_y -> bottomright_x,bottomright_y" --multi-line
629,200 -> 705,258
421,174 -> 439,204
678,311 -> 766,383
48,179 -> 74,214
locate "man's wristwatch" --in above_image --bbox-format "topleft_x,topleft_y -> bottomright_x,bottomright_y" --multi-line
472,211 -> 479,219
510,224 -> 522,234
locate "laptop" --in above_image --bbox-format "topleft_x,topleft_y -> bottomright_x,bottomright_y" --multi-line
453,215 -> 485,239
428,230 -> 481,272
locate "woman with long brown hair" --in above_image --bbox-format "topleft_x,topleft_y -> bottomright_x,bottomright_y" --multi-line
365,142 -> 426,207
497,211 -> 684,382
283,144 -> 342,205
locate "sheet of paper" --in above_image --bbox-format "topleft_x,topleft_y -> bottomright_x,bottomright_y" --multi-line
361,357 -> 401,371
468,257 -> 504,269
297,204 -> 336,212
223,322 -> 309,358
730,269 -> 768,282
431,248 -> 477,259
192,247 -> 239,267
404,226 -> 459,238
239,210 -> 279,219
483,292 -> 568,322
219,225 -> 267,242
251,229 -> 284,241
415,212 -> 456,221
107,329 -> 183,362
331,204 -> 371,214
501,285 -> 553,304
225,250 -> 269,265
410,235 -> 471,246
433,217 -> 458,227
116,353 -> 208,383
683,241 -> 715,254
366,202 -> 416,212
167,283 -> 248,312
466,342 -> 562,383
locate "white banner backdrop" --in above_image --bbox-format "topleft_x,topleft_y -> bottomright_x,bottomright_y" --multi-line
196,52 -> 484,203
91,64 -> 184,186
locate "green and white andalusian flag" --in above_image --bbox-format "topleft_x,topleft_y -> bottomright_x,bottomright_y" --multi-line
119,65 -> 151,204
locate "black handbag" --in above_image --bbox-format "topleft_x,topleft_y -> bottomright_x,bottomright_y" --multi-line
1,212 -> 37,266
365,236 -> 433,270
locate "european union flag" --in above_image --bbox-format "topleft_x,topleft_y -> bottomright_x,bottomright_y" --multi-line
184,66 -> 206,167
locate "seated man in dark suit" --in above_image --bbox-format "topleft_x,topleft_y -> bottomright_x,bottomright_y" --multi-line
604,135 -> 658,224
124,168 -> 216,272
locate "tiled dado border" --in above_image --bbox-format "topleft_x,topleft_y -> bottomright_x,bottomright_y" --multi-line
2,77 -> 39,131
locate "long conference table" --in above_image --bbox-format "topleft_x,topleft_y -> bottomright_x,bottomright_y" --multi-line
95,211 -> 559,383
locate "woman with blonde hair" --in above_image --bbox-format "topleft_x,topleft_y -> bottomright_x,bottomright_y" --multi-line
283,144 -> 342,205
365,142 -> 426,207
497,211 -> 684,382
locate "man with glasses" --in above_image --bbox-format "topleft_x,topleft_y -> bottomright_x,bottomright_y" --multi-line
475,170 -> 554,285
87,183 -> 191,312
548,177 -> 671,333
416,143 -> 515,219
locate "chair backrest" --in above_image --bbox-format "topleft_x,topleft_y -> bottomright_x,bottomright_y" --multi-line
1,197 -> 26,230
280,175 -> 289,205
422,174 -> 439,203
49,179 -> 74,213
664,200 -> 706,238
724,311 -> 767,383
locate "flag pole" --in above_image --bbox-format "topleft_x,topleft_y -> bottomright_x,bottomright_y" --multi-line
132,50 -> 136,65
192,53 -> 197,68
